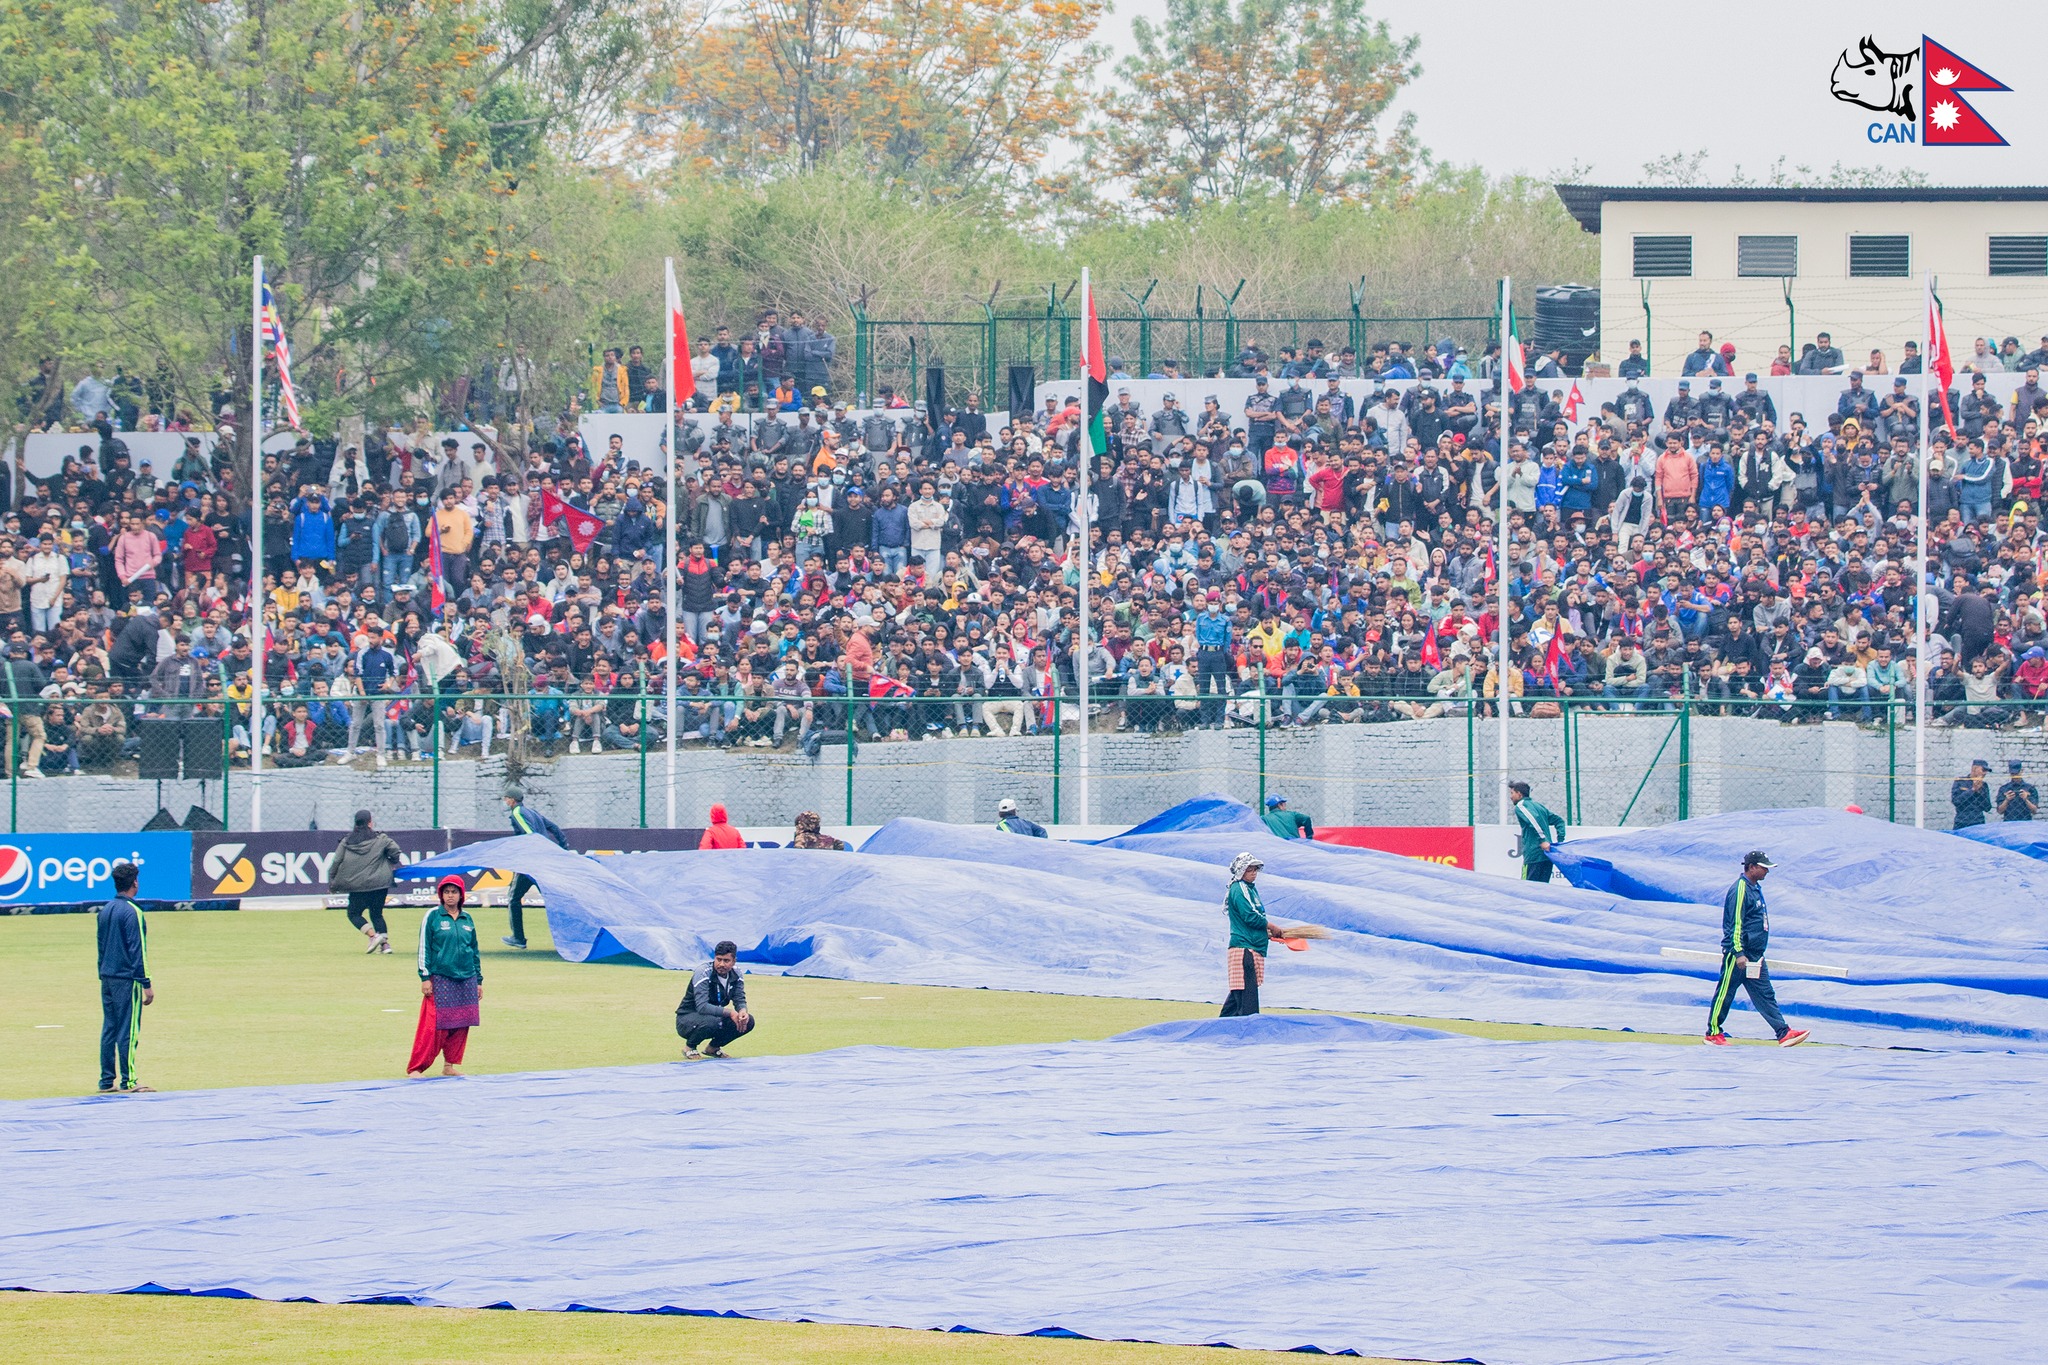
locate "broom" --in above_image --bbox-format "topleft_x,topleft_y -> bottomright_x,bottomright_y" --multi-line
1271,924 -> 1333,951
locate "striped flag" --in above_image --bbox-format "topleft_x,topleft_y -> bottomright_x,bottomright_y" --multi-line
259,270 -> 303,430
1504,311 -> 1526,395
426,506 -> 446,619
1081,275 -> 1107,458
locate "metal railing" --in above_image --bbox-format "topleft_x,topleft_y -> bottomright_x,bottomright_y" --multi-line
12,688 -> 2044,834
852,284 -> 1500,404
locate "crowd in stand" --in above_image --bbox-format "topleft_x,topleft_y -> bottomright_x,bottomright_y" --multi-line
4,318 -> 2047,779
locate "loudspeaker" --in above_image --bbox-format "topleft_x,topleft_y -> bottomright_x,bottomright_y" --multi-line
182,804 -> 226,832
1008,365 -> 1035,419
182,717 -> 224,775
136,718 -> 184,780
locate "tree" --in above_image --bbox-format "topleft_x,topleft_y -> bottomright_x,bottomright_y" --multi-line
0,0 -> 569,433
663,0 -> 1105,196
1640,150 -> 1930,189
1095,0 -> 1421,217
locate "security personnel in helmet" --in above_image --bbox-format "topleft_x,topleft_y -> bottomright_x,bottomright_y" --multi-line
994,797 -> 1047,838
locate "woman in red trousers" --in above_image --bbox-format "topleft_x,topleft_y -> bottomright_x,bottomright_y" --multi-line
409,874 -> 482,1076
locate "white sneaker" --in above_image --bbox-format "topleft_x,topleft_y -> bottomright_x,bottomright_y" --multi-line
569,741 -> 581,754
376,754 -> 387,769
376,935 -> 392,955
364,931 -> 380,953
19,767 -> 42,779
591,740 -> 603,754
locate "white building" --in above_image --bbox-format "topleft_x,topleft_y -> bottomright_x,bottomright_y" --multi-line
1553,185 -> 2048,377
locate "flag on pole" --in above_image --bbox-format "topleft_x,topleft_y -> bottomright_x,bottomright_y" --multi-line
258,270 -> 303,430
1562,380 -> 1584,424
667,261 -> 689,402
1419,620 -> 1441,670
1927,285 -> 1956,433
1543,631 -> 1564,688
1504,310 -> 1526,395
1082,278 -> 1108,459
425,508 -> 446,619
1921,39 -> 2009,147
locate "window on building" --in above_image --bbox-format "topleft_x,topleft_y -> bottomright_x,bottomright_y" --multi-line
1736,235 -> 1798,277
1848,235 -> 1911,278
1632,235 -> 1692,278
1988,235 -> 2048,277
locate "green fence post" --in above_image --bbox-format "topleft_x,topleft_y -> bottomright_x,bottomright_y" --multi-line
637,693 -> 650,829
843,711 -> 854,826
1256,673 -> 1268,811
220,700 -> 232,827
1465,695 -> 1475,826
7,710 -> 16,833
852,303 -> 871,402
431,709 -> 442,829
1677,696 -> 1692,820
1561,702 -> 1575,825
1886,696 -> 1898,822
1051,692 -> 1062,825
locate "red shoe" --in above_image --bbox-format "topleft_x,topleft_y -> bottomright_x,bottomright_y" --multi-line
1702,1033 -> 1732,1046
1778,1029 -> 1811,1047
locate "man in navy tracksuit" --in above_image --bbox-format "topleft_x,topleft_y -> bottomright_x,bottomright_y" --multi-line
501,785 -> 569,948
96,862 -> 154,1092
1704,850 -> 1810,1048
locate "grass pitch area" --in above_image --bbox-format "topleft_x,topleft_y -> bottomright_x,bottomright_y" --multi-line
0,904 -> 1698,1100
1,904 -> 1689,1363
0,1294 -> 1391,1364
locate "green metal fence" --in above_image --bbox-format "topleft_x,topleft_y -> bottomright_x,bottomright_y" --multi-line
13,690 -> 2043,834
851,283 -> 1500,406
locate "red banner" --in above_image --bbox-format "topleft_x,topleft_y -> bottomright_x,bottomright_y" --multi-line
1315,826 -> 1474,869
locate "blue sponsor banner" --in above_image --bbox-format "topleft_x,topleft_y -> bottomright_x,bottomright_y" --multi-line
0,833 -> 194,904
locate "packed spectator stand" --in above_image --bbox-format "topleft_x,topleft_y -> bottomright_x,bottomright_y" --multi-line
5,314 -> 2047,781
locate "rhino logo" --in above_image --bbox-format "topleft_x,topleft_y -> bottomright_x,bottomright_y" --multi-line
1831,36 -> 1917,120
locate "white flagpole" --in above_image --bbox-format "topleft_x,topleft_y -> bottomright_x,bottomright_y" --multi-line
250,257 -> 266,834
1076,268 -> 1093,828
1496,275 -> 1511,824
1914,273 -> 1932,828
664,259 -> 679,829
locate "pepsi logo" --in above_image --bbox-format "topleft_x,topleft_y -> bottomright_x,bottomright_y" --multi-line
0,845 -> 33,901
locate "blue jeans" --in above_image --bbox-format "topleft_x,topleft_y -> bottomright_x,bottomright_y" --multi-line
1603,683 -> 1649,710
380,553 -> 413,599
1828,684 -> 1872,721
878,546 -> 907,576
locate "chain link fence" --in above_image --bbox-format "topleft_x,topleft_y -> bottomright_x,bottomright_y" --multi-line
7,693 -> 2044,834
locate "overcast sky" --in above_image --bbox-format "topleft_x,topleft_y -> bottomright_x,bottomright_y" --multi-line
1105,0 -> 2048,185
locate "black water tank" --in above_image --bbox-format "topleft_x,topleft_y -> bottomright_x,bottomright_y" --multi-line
1534,284 -> 1600,375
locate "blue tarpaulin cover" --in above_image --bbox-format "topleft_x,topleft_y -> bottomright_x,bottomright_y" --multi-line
1955,821 -> 2048,861
397,801 -> 2048,1047
3,1031 -> 2044,1364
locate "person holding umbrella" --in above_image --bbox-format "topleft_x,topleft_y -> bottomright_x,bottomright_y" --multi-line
409,874 -> 483,1077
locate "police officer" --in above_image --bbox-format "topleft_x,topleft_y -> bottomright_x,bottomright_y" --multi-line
1695,377 -> 1734,434
1952,759 -> 1993,829
96,861 -> 153,1093
1733,372 -> 1777,426
1243,376 -> 1279,456
1662,379 -> 1698,428
1997,759 -> 2039,822
1149,392 -> 1192,453
1704,850 -> 1810,1048
1615,378 -> 1655,428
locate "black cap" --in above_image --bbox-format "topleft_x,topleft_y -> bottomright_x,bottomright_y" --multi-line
1742,850 -> 1776,868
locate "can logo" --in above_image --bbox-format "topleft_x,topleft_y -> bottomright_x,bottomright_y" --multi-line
0,845 -> 35,901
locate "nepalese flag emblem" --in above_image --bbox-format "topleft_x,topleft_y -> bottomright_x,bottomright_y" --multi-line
1921,38 -> 2009,147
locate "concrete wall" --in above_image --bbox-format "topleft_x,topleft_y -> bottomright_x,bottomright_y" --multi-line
12,714 -> 2039,835
1597,197 -> 2048,377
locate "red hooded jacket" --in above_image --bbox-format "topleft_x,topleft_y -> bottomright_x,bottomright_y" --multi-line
698,803 -> 745,850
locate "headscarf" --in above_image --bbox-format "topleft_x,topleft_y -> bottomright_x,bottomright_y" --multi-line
1227,851 -> 1264,883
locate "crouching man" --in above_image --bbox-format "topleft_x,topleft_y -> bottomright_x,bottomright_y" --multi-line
675,939 -> 755,1059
